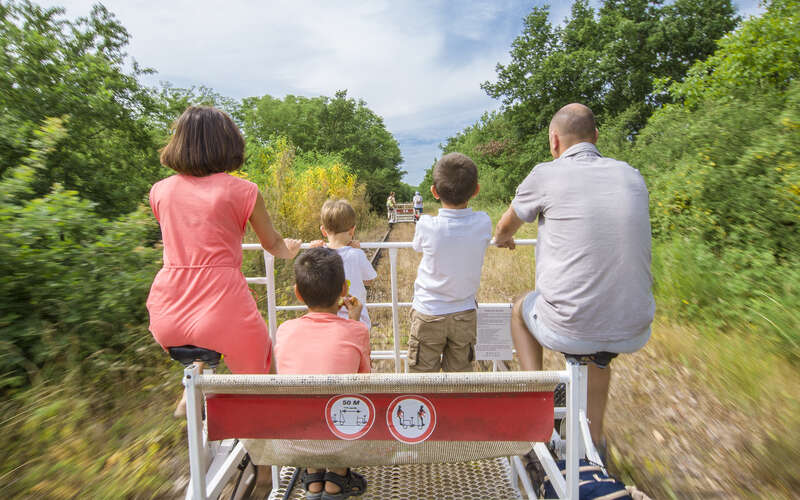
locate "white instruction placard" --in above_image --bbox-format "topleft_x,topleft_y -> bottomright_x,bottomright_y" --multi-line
476,305 -> 513,360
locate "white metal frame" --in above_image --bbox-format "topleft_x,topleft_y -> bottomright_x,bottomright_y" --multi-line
183,365 -> 251,500
242,239 -> 537,372
181,360 -> 598,500
180,239 -> 603,499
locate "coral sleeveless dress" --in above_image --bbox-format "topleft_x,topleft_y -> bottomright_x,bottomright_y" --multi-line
146,173 -> 271,373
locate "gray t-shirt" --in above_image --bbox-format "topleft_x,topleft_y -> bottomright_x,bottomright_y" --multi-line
511,142 -> 655,342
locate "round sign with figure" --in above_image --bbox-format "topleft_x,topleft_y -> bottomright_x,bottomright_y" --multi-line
386,395 -> 437,444
325,395 -> 375,440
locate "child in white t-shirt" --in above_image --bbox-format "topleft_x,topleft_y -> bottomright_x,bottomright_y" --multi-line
409,153 -> 492,372
310,199 -> 377,329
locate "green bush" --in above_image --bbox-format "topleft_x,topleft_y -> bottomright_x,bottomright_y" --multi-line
652,237 -> 799,357
0,119 -> 162,392
634,83 -> 800,263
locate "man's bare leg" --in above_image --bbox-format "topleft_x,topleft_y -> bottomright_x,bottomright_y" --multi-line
511,296 -> 543,370
512,296 -> 611,447
587,364 -> 611,444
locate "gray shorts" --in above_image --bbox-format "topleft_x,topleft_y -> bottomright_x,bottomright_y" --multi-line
521,291 -> 650,355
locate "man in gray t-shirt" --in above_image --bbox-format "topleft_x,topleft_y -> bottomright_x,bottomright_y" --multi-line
494,103 -> 655,446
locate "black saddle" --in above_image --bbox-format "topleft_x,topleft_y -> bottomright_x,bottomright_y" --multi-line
562,351 -> 618,368
168,345 -> 222,368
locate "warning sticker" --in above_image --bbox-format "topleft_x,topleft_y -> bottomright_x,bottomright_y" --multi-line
386,395 -> 437,444
324,395 -> 375,440
476,305 -> 513,360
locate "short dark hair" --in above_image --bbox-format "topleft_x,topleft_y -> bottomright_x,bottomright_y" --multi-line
294,247 -> 345,308
550,103 -> 596,142
433,152 -> 478,205
321,199 -> 356,234
160,106 -> 245,176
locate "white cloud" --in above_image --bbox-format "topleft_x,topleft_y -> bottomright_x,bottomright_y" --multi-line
37,0 -> 521,184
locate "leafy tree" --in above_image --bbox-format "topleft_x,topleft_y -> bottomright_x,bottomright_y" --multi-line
0,1 -> 164,217
422,112 -> 520,201
155,84 -> 242,129
480,0 -> 739,188
667,0 -> 799,106
240,90 -> 404,209
636,0 -> 800,265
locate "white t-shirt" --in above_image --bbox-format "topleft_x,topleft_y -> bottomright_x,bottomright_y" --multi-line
411,208 -> 492,315
335,246 -> 378,328
413,195 -> 423,208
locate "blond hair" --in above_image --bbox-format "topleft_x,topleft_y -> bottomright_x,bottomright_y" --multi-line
321,199 -> 356,234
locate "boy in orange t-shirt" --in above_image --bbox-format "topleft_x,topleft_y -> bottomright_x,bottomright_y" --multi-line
274,247 -> 369,499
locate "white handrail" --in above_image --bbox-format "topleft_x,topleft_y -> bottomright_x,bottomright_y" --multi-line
242,239 -> 536,251
243,239 -> 536,372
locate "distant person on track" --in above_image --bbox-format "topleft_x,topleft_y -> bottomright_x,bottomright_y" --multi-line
413,191 -> 423,220
493,103 -> 655,452
274,247 -> 370,499
386,191 -> 396,223
408,153 -> 492,373
146,106 -> 301,415
310,199 -> 377,329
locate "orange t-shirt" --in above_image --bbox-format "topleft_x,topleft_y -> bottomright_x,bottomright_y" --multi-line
274,312 -> 371,375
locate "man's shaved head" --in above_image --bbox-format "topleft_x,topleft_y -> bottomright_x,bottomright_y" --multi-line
550,103 -> 597,142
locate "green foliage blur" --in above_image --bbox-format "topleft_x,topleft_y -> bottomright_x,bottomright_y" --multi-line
0,118 -> 163,392
627,0 -> 800,355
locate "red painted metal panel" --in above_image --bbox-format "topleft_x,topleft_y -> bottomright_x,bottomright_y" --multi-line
206,392 -> 553,443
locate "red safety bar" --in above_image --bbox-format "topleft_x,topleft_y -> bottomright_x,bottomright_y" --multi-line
207,391 -> 554,443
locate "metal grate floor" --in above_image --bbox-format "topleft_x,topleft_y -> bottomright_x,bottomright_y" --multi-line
268,458 -> 523,500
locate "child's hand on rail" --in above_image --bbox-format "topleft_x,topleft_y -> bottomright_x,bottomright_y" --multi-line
348,240 -> 361,248
284,238 -> 302,257
342,295 -> 363,321
309,240 -> 325,248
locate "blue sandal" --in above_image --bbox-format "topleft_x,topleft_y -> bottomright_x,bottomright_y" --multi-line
301,469 -> 326,500
321,469 -> 367,499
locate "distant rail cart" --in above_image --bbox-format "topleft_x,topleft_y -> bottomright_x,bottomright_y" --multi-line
390,203 -> 417,223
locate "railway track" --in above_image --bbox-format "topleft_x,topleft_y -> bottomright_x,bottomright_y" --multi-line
368,224 -> 394,268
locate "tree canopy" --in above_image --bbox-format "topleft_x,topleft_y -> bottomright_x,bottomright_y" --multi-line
482,0 -> 738,136
427,0 -> 740,201
239,90 -> 405,209
0,1 -> 165,217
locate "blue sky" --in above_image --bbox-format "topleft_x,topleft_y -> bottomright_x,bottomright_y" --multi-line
41,0 -> 762,185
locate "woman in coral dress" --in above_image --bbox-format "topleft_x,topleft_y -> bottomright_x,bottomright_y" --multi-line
146,106 -> 300,376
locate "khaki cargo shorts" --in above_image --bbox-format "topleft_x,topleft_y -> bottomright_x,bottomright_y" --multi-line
407,308 -> 477,373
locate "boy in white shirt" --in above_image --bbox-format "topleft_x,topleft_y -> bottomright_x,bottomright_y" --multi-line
311,199 -> 378,329
409,153 -> 492,372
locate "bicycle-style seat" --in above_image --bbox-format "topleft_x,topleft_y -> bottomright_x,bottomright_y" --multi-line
168,345 -> 222,368
562,351 -> 618,368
